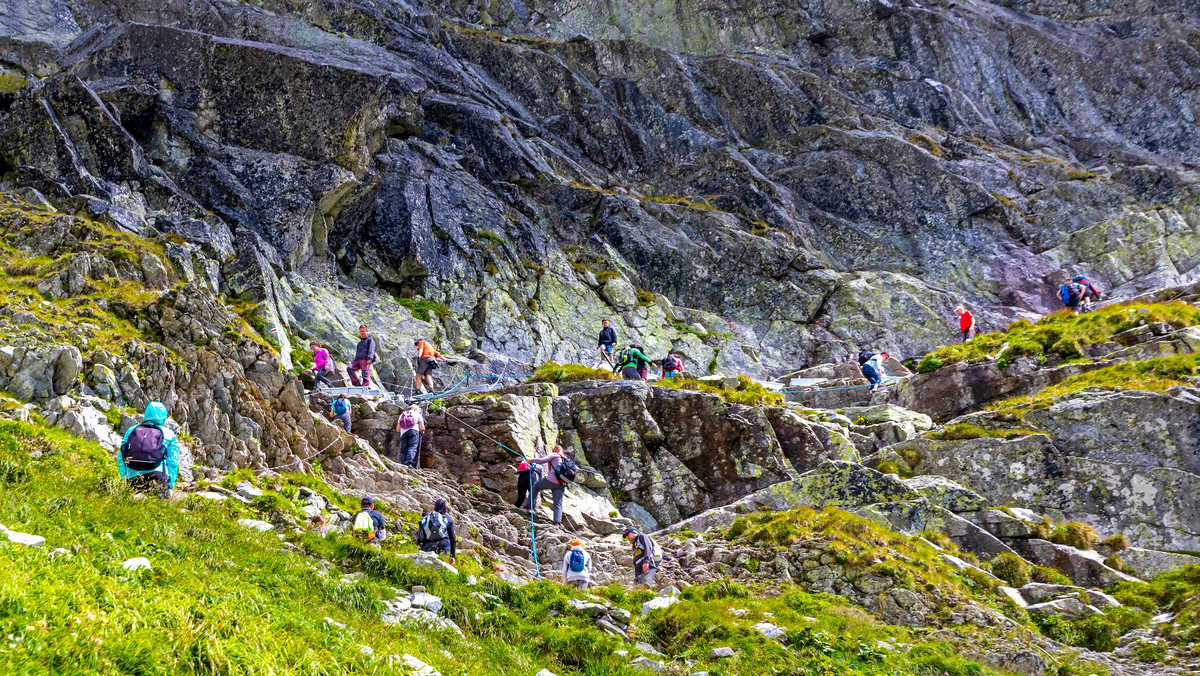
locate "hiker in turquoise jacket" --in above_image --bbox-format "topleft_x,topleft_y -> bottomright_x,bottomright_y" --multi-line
117,401 -> 181,499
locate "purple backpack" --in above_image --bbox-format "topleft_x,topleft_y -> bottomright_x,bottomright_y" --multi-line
121,423 -> 166,471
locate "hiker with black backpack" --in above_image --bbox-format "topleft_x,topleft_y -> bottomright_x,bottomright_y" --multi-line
561,539 -> 593,590
395,403 -> 424,468
615,344 -> 654,381
416,498 -> 457,564
118,401 -> 181,500
660,353 -> 684,379
624,527 -> 663,589
329,394 -> 352,432
529,445 -> 577,525
1058,279 -> 1083,312
514,459 -> 543,509
352,496 -> 387,543
858,350 -> 889,393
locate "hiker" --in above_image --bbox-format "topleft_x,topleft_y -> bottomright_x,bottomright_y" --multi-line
616,344 -> 654,381
347,325 -> 376,388
352,496 -> 387,543
660,352 -> 684,379
1074,274 -> 1102,310
596,318 -> 617,370
305,340 -> 334,391
416,498 -> 457,564
329,394 -> 351,432
309,514 -> 328,537
1058,279 -> 1083,312
561,539 -> 593,590
118,401 -> 180,500
858,350 -> 889,393
514,459 -> 543,509
395,403 -> 425,468
955,307 -> 976,343
530,444 -> 577,525
624,527 -> 663,589
414,337 -> 446,394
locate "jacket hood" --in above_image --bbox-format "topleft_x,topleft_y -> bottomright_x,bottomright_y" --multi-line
143,401 -> 169,425
569,544 -> 585,551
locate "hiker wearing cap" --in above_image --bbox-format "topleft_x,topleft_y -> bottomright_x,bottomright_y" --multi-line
351,496 -> 387,543
118,401 -> 181,500
955,307 -> 976,343
414,337 -> 446,394
624,527 -> 663,589
305,340 -> 334,391
561,540 -> 593,590
514,459 -> 542,509
417,498 -> 457,564
348,325 -> 376,388
530,445 -> 578,525
395,403 -> 425,468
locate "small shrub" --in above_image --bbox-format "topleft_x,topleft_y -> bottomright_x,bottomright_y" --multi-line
988,553 -> 1031,587
530,361 -> 617,384
594,270 -> 620,283
395,297 -> 450,323
1032,565 -> 1072,585
635,289 -> 654,307
1105,555 -> 1125,572
916,355 -> 943,373
1049,522 -> 1099,550
1100,534 -> 1129,551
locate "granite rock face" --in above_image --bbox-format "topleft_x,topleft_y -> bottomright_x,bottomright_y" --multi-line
2,0 -> 1199,375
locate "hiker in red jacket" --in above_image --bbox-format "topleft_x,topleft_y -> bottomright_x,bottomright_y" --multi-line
955,307 -> 976,343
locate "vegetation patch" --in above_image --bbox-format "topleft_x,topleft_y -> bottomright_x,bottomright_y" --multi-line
989,354 -> 1200,416
530,361 -> 617,383
394,296 -> 451,323
924,423 -> 1039,441
655,375 -> 783,406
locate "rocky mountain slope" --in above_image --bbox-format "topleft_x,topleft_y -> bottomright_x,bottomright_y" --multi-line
3,0 -> 1200,381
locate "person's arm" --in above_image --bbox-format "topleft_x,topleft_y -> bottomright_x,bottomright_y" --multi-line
637,534 -> 654,570
529,454 -> 554,465
368,338 -> 377,363
562,556 -> 570,579
164,434 -> 180,488
117,427 -> 133,480
447,518 -> 456,560
418,419 -> 426,433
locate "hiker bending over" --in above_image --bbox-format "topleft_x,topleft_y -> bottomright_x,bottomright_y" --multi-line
305,341 -> 334,391
660,353 -> 684,379
955,307 -> 975,343
417,498 -> 457,564
329,394 -> 352,432
1074,274 -> 1102,311
414,337 -> 446,394
348,325 -> 376,388
395,403 -> 425,468
530,445 -> 578,525
118,401 -> 180,500
1058,279 -> 1084,312
561,539 -> 593,590
596,318 -> 617,370
624,527 -> 663,589
616,344 -> 654,381
514,459 -> 543,509
858,350 -> 889,393
352,496 -> 387,543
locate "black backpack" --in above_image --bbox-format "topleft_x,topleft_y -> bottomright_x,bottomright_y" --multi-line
421,512 -> 449,540
555,457 -> 578,484
661,356 -> 677,371
857,350 -> 874,366
121,422 -> 166,471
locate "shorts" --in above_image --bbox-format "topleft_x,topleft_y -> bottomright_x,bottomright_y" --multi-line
635,567 -> 657,586
600,344 -> 614,354
416,357 -> 438,375
663,370 -> 680,379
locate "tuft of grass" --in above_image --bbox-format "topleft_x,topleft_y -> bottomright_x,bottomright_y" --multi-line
925,423 -> 1038,441
990,354 -> 1200,416
987,553 -> 1030,587
1048,522 -> 1100,550
530,361 -> 617,383
1100,534 -> 1129,551
655,375 -> 783,407
1067,170 -> 1099,181
473,230 -> 508,248
395,297 -> 451,323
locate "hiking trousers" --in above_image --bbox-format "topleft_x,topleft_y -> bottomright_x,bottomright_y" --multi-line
310,366 -> 333,389
399,429 -> 420,467
515,471 -> 534,508
861,364 -> 881,387
348,359 -> 371,387
333,411 -> 352,432
420,538 -> 452,555
532,477 -> 565,524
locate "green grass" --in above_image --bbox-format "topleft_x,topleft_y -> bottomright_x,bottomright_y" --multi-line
394,297 -> 451,323
0,72 -> 26,94
990,354 -> 1200,415
916,302 -> 1200,372
655,375 -> 783,407
1048,522 -> 1100,550
924,423 -> 1039,441
529,362 -> 617,383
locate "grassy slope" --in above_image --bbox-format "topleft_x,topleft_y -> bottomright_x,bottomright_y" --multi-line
0,418 -> 1088,676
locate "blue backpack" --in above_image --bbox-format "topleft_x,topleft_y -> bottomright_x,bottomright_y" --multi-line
1058,283 -> 1079,306
332,398 -> 349,416
569,549 -> 586,573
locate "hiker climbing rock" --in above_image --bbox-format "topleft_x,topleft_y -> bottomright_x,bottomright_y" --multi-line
305,340 -> 334,391
414,337 -> 446,394
955,307 -> 976,343
624,527 -> 663,589
616,344 -> 654,381
1074,274 -> 1102,310
561,539 -> 593,590
416,498 -> 457,564
660,352 -> 684,379
352,496 -> 387,543
858,350 -> 889,393
118,401 -> 180,500
348,325 -> 376,388
329,394 -> 352,432
596,318 -> 617,370
530,445 -> 576,525
395,403 -> 424,468
514,459 -> 542,509
1058,278 -> 1085,312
